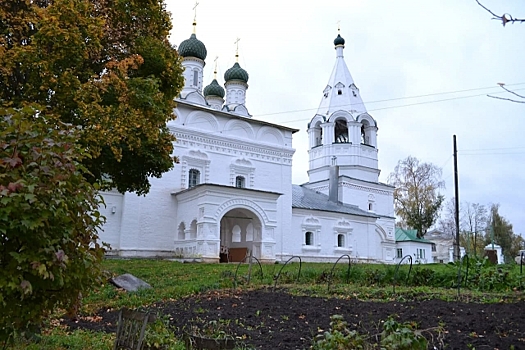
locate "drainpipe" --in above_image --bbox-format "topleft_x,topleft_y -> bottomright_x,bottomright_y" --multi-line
329,156 -> 339,203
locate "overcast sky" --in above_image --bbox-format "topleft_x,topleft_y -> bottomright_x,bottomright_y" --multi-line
167,0 -> 525,236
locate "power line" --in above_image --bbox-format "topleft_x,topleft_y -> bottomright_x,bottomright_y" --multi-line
254,83 -> 525,121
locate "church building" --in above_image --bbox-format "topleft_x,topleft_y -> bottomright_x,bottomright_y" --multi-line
99,24 -> 397,263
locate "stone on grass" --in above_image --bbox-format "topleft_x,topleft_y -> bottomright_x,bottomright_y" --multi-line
110,273 -> 152,292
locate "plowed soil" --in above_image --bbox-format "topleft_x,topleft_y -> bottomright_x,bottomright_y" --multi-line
65,288 -> 525,349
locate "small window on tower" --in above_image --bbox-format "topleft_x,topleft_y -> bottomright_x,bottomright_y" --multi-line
338,90 -> 342,95
352,90 -> 357,97
193,70 -> 198,86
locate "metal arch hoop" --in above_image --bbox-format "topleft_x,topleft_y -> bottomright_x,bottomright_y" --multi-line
327,254 -> 352,292
393,255 -> 413,294
273,256 -> 302,292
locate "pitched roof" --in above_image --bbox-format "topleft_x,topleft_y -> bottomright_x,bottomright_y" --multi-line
292,185 -> 378,218
395,228 -> 432,243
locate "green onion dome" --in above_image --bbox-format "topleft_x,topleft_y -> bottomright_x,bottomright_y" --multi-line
178,34 -> 207,60
203,79 -> 225,98
224,62 -> 249,83
334,34 -> 345,46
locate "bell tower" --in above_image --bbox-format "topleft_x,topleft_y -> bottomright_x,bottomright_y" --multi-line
307,32 -> 379,184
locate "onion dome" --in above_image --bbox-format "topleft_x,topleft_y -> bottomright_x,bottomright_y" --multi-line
224,62 -> 249,83
178,33 -> 207,60
203,79 -> 225,98
334,34 -> 345,46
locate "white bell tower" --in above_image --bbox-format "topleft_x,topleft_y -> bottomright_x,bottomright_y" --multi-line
307,32 -> 379,184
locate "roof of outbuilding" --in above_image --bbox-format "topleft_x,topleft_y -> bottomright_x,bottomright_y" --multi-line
395,228 -> 432,243
292,185 -> 378,218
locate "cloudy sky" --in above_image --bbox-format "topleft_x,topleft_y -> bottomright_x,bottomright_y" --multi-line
167,0 -> 525,236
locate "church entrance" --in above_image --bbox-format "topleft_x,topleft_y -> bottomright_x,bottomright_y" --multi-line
219,208 -> 262,263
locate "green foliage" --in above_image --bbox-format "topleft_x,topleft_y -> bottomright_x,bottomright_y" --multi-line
311,315 -> 367,349
388,156 -> 445,238
144,315 -> 185,350
0,106 -> 106,342
380,318 -> 427,349
312,315 -> 429,350
0,0 -> 184,195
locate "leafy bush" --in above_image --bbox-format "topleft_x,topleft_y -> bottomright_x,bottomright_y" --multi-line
0,106 -> 105,343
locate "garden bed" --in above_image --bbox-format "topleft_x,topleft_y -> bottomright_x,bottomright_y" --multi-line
64,288 -> 525,349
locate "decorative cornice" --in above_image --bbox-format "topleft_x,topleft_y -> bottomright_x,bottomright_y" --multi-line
172,130 -> 295,161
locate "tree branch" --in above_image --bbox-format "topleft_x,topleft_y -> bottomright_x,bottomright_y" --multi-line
486,95 -> 525,104
475,0 -> 525,26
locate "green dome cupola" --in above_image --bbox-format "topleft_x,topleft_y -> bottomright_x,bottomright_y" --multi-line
224,62 -> 249,83
203,79 -> 225,98
334,34 -> 345,46
179,33 -> 207,61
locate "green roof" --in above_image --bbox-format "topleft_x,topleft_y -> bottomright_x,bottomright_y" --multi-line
203,79 -> 225,98
334,34 -> 345,46
395,228 -> 432,243
178,33 -> 207,60
224,62 -> 249,83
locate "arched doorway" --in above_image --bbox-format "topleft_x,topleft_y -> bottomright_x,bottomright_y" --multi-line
219,208 -> 262,262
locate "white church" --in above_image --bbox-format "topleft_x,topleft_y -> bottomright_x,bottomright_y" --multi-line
98,24 -> 398,264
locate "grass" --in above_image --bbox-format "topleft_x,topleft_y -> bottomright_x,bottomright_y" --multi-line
6,258 -> 525,349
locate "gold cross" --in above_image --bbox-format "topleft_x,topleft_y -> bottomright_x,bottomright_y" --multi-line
234,38 -> 240,61
193,1 -> 199,20
213,56 -> 218,78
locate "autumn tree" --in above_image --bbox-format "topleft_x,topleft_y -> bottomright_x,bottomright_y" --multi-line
0,0 -> 184,342
0,106 -> 105,342
0,0 -> 184,195
485,204 -> 523,262
388,156 -> 445,238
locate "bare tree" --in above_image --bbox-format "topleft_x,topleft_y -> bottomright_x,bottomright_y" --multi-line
476,0 -> 525,26
476,2 -> 525,103
462,202 -> 489,257
437,197 -> 458,239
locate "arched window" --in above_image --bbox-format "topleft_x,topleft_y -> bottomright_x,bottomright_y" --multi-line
178,222 -> 186,240
188,169 -> 200,188
337,234 -> 345,248
361,120 -> 371,145
334,119 -> 349,143
305,231 -> 314,246
312,121 -> 323,147
235,176 -> 245,188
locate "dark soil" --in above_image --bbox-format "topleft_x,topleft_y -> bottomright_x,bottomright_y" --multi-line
65,288 -> 525,349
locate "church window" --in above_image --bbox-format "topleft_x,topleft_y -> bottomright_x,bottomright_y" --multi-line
396,248 -> 403,259
178,222 -> 186,240
334,119 -> 349,143
361,120 -> 371,145
352,90 -> 357,97
192,70 -> 198,86
368,203 -> 373,211
305,231 -> 314,246
337,234 -> 345,248
313,121 -> 323,147
432,244 -> 436,252
338,89 -> 342,95
188,169 -> 200,188
235,176 -> 245,188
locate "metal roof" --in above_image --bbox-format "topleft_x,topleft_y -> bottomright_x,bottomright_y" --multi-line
292,185 -> 378,218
